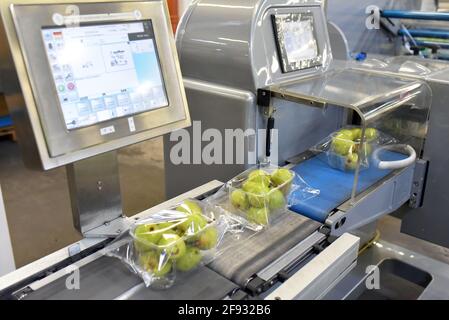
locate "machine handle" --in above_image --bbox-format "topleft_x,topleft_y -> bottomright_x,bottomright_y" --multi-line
266,116 -> 275,157
372,144 -> 417,170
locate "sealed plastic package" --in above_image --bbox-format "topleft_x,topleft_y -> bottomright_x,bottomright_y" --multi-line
105,199 -> 229,288
205,164 -> 319,229
310,126 -> 398,172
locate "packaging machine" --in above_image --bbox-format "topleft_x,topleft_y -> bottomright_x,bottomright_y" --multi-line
0,0 -> 359,300
164,0 -> 449,299
1,0 -> 449,301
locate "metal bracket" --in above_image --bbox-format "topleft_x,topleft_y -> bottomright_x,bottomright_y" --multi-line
246,276 -> 268,296
409,159 -> 429,208
257,89 -> 271,107
83,215 -> 131,238
380,16 -> 400,37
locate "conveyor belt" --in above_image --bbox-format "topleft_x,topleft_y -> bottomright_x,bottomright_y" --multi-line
289,151 -> 408,222
24,256 -> 237,300
208,211 -> 321,287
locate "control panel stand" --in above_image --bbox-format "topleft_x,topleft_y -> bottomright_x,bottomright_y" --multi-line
67,151 -> 129,238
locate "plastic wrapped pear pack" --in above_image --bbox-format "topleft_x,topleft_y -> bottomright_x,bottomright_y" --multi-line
205,165 -> 320,229
310,126 -> 398,172
105,199 -> 230,289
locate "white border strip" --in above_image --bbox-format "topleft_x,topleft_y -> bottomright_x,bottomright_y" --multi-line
0,184 -> 16,276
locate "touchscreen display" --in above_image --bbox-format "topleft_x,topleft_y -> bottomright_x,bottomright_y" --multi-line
41,20 -> 168,130
272,13 -> 322,73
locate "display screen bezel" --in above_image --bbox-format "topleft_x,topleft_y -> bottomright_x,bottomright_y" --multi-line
272,12 -> 323,73
41,19 -> 170,131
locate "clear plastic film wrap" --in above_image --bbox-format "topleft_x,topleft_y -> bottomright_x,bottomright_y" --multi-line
205,164 -> 319,229
310,126 -> 398,172
105,199 -> 231,289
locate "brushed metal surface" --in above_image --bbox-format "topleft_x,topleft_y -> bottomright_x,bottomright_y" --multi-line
176,0 -> 330,92
67,151 -> 122,235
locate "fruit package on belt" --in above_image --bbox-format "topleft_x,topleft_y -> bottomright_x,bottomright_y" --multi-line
105,199 -> 231,289
205,165 -> 320,229
310,126 -> 397,172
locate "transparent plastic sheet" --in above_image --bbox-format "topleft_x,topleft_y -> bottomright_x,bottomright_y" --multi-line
354,56 -> 449,77
105,199 -> 231,289
204,165 -> 320,229
310,126 -> 398,172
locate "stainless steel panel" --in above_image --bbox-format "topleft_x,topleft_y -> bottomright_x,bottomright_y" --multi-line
164,79 -> 256,198
67,152 -> 122,235
176,0 -> 329,91
1,0 -> 190,170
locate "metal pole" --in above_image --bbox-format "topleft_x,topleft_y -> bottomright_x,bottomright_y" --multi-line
399,28 -> 449,40
381,10 -> 449,21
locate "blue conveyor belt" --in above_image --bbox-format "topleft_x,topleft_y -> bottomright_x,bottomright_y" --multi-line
289,151 -> 407,222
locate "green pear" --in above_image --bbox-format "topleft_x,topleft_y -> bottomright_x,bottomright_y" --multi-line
231,189 -> 250,211
195,227 -> 218,250
158,232 -> 186,260
178,214 -> 207,235
248,169 -> 271,186
242,180 -> 259,193
271,169 -> 293,187
176,200 -> 203,216
157,222 -> 175,232
345,152 -> 359,171
176,246 -> 202,272
246,184 -> 270,208
338,129 -> 356,140
247,207 -> 270,226
332,135 -> 356,156
134,224 -> 163,252
139,251 -> 172,277
351,128 -> 362,140
269,189 -> 286,210
363,128 -> 378,141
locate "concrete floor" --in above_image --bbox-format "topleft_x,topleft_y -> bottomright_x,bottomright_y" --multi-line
2,136 -> 449,272
0,137 -> 166,268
